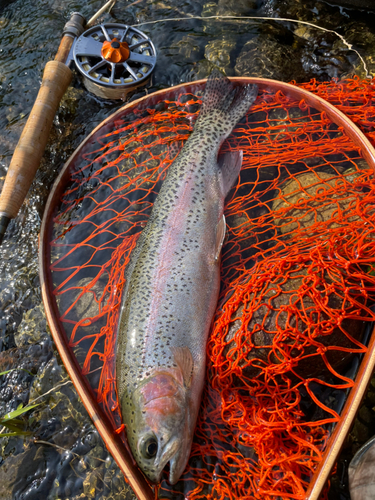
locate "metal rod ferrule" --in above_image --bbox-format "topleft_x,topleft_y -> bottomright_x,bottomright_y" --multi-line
63,12 -> 86,38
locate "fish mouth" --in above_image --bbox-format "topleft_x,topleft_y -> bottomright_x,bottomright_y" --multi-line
153,437 -> 180,481
168,448 -> 189,485
151,436 -> 189,484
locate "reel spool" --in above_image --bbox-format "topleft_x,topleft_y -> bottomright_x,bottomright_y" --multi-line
73,23 -> 157,100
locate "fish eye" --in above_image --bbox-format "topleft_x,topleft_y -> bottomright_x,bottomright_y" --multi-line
140,435 -> 158,459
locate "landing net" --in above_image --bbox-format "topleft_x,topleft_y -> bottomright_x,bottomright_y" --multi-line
49,77 -> 375,499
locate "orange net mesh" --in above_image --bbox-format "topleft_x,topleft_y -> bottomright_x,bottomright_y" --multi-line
49,77 -> 375,500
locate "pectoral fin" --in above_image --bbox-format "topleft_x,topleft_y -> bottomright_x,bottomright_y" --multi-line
215,214 -> 226,261
218,150 -> 243,197
170,346 -> 194,388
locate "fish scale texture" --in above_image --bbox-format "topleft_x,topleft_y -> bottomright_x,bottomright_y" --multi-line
48,76 -> 375,499
115,71 -> 258,483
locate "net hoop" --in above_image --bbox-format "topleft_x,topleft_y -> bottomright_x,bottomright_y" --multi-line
39,77 -> 375,500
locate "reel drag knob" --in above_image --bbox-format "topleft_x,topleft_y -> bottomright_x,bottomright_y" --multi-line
73,23 -> 157,100
101,38 -> 130,63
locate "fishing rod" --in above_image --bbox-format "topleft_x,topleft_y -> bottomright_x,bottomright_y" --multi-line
0,0 -> 156,244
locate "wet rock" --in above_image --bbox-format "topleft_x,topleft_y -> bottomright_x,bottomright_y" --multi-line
294,25 -> 314,42
235,14 -> 355,82
217,0 -> 258,15
329,0 -> 375,9
224,169 -> 369,380
83,468 -> 99,498
14,355 -> 129,500
15,303 -> 48,347
60,86 -> 85,116
29,358 -> 79,422
0,341 -> 53,416
201,2 -> 218,17
52,424 -> 78,449
224,268 -> 366,379
235,34 -> 305,81
267,0 -> 361,78
359,406 -> 373,425
204,36 -> 237,75
84,443 -> 105,469
352,420 -> 371,448
54,275 -> 109,328
366,390 -> 375,407
29,359 -> 91,453
0,446 -> 38,500
300,35 -> 355,81
0,284 -> 15,313
272,170 -> 363,236
266,0 -> 344,31
0,342 -> 52,375
175,35 -> 203,60
189,59 -> 221,81
343,21 -> 375,77
101,456 -> 136,499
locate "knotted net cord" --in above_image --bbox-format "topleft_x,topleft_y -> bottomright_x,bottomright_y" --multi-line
49,76 -> 375,499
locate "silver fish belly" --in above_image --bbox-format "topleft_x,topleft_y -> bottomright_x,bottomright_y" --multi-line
116,70 -> 258,484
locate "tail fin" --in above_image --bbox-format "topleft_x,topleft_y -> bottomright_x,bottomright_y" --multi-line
198,70 -> 258,132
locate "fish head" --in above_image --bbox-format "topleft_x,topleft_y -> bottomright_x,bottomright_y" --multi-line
123,370 -> 193,484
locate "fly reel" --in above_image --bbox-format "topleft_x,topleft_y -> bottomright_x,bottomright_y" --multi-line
73,23 -> 157,100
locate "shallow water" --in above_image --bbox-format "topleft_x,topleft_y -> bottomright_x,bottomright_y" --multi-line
1,0 -> 375,499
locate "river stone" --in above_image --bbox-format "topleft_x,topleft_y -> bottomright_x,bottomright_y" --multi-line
201,1 -> 218,17
15,303 -> 48,347
343,21 -> 375,77
83,469 -> 99,498
55,275 -> 109,328
294,25 -> 314,42
224,266 -> 366,380
225,204 -> 274,272
101,456 -> 136,500
204,37 -> 237,75
268,0 -> 345,31
0,341 -> 53,420
272,170 -> 361,235
0,447 -> 39,500
235,31 -> 305,82
328,0 -> 375,9
176,34 -> 203,59
189,59 -> 220,80
217,0 -> 257,15
224,168 -> 369,380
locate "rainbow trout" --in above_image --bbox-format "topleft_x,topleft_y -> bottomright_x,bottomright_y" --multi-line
116,71 -> 258,484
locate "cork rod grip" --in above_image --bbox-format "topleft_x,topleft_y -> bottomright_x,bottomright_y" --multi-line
0,60 -> 72,219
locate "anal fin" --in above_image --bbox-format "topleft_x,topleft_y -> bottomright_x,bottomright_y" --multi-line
218,150 -> 243,197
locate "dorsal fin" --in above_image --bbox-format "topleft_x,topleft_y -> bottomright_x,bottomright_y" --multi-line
170,346 -> 194,388
215,214 -> 226,261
